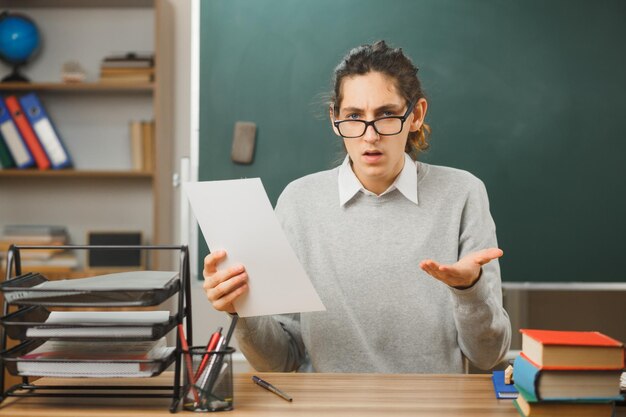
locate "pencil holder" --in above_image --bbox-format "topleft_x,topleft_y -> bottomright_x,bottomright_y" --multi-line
182,346 -> 235,412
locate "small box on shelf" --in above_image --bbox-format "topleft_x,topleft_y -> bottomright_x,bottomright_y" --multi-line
86,231 -> 145,271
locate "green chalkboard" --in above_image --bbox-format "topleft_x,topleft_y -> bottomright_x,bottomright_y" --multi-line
199,0 -> 626,282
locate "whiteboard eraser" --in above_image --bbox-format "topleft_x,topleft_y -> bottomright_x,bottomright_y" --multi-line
231,121 -> 257,164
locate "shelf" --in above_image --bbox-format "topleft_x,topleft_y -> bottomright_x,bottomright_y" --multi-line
0,0 -> 174,273
0,82 -> 154,93
0,0 -> 153,8
0,170 -> 153,179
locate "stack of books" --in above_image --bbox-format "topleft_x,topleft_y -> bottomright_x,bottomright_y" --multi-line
0,225 -> 77,273
513,329 -> 624,416
99,52 -> 154,84
129,120 -> 155,172
0,93 -> 72,170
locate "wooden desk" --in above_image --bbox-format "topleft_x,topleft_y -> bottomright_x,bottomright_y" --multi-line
0,372 -> 522,417
3,373 -> 624,417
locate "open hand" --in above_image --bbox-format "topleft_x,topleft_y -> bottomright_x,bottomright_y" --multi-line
419,248 -> 503,289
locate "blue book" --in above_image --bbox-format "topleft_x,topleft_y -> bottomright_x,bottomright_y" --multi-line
19,93 -> 72,169
513,354 -> 623,402
492,370 -> 518,399
0,97 -> 34,168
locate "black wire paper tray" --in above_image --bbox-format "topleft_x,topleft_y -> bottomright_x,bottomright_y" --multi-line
0,305 -> 178,341
2,339 -> 177,378
0,271 -> 180,307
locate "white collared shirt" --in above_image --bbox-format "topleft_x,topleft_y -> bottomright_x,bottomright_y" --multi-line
337,153 -> 418,207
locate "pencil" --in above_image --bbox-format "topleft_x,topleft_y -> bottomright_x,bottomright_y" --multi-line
178,323 -> 200,403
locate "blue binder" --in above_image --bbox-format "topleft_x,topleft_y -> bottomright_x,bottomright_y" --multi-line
19,93 -> 72,169
0,97 -> 34,168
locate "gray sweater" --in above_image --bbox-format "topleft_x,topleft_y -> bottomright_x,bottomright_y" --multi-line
234,161 -> 511,373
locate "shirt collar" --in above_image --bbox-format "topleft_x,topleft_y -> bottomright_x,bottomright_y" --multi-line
338,153 -> 418,207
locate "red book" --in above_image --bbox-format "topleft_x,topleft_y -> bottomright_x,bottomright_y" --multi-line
5,96 -> 50,170
520,328 -> 624,370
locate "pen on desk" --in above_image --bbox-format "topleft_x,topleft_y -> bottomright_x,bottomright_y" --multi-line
177,323 -> 200,403
193,326 -> 222,382
252,375 -> 293,402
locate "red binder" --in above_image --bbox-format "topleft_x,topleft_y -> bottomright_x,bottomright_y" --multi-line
5,96 -> 50,170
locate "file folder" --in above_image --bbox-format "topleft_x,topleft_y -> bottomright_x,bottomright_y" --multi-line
0,97 -> 34,168
0,129 -> 16,168
5,96 -> 50,170
19,93 -> 72,169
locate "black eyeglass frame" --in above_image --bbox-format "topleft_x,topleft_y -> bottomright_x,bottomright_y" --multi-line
333,98 -> 418,139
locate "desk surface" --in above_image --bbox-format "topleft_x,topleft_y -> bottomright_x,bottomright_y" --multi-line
0,372 -> 521,417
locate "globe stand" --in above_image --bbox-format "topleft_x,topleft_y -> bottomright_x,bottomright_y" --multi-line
1,66 -> 30,83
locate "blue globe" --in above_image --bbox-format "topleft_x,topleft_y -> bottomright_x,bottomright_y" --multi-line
0,12 -> 40,82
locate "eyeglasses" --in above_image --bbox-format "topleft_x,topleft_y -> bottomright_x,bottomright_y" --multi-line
333,98 -> 417,138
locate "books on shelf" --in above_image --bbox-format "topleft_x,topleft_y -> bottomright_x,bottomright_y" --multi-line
129,120 -> 155,172
512,329 -> 625,417
0,224 -> 69,250
130,120 -> 143,170
101,52 -> 154,68
17,337 -> 173,377
100,68 -> 154,83
2,253 -> 79,274
100,52 -> 154,83
521,329 -> 625,370
0,224 -> 76,273
2,224 -> 68,241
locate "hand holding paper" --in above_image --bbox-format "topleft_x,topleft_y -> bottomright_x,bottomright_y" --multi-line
203,250 -> 248,314
184,178 -> 325,317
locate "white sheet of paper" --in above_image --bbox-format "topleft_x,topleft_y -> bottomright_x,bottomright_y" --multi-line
184,178 -> 326,317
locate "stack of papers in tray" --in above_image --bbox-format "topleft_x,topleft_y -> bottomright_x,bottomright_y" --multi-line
25,311 -> 170,338
3,270 -> 178,303
17,337 -> 173,378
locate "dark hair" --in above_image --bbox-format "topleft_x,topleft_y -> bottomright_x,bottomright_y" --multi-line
331,40 -> 431,158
